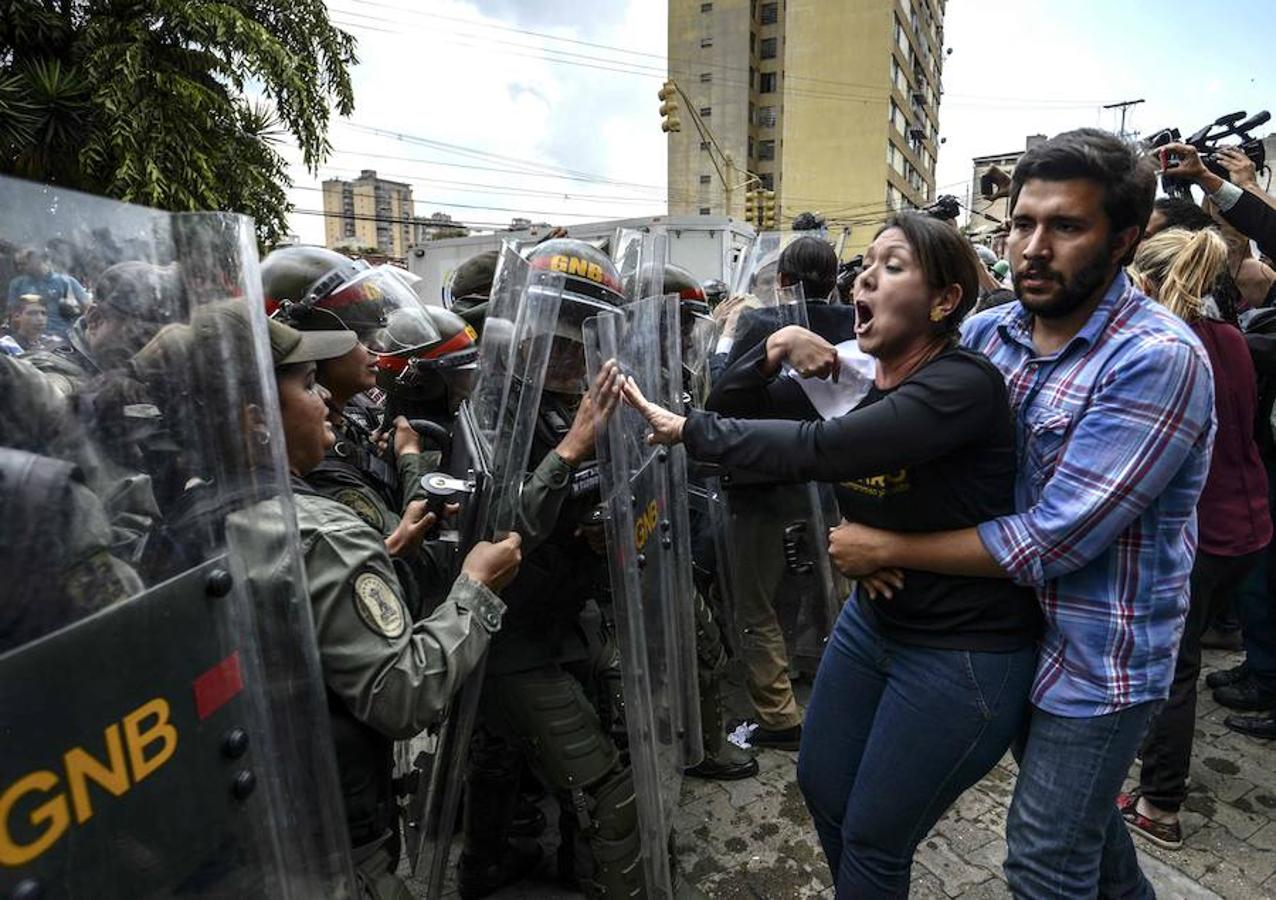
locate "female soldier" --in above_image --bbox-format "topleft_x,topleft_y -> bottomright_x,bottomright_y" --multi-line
144,302 -> 524,899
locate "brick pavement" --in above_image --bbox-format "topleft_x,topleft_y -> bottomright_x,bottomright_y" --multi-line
417,647 -> 1276,898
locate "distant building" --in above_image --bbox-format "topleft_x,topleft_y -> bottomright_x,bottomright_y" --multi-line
968,134 -> 1046,244
322,170 -> 415,257
668,0 -> 947,255
413,212 -> 468,243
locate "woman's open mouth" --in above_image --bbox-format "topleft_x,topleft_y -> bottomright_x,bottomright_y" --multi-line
854,300 -> 874,335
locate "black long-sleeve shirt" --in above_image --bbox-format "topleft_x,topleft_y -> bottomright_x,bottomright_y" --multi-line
685,341 -> 1041,651
1221,186 -> 1276,260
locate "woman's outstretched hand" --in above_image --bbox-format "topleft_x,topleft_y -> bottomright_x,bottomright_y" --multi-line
618,363 -> 687,445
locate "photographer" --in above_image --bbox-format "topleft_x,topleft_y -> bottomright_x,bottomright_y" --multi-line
1160,141 -> 1276,258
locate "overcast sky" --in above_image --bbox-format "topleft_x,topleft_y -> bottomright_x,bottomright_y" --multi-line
284,0 -> 1273,243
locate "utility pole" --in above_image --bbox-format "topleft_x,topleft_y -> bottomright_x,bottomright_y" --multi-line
1103,98 -> 1145,141
724,152 -> 735,218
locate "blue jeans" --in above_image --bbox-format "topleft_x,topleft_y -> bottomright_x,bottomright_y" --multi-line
1005,703 -> 1158,899
797,599 -> 1036,899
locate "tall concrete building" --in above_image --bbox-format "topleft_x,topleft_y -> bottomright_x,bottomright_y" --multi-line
322,170 -> 415,257
967,134 -> 1046,246
667,0 -> 946,254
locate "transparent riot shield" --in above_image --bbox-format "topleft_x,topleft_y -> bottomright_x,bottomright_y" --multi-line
0,177 -> 352,897
401,243 -> 566,893
612,226 -> 668,303
709,270 -> 851,677
584,294 -> 700,897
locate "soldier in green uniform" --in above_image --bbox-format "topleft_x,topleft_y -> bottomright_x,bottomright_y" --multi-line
0,354 -> 143,653
146,302 -> 526,899
24,260 -> 182,396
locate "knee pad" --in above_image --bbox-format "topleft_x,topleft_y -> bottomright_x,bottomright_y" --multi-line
566,766 -> 643,899
484,667 -> 619,791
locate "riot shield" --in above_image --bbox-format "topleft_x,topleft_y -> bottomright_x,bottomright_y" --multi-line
712,262 -> 851,677
0,177 -> 353,897
401,243 -> 566,892
612,226 -> 668,303
584,293 -> 701,897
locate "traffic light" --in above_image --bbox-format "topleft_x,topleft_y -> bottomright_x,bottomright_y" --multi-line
761,190 -> 777,228
744,190 -> 757,224
658,80 -> 681,133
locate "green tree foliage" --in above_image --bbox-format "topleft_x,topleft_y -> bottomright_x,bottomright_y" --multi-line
0,0 -> 356,243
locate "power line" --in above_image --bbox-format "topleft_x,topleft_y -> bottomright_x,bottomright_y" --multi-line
330,0 -> 1108,109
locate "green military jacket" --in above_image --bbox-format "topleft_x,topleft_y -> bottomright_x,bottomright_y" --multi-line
284,480 -> 506,739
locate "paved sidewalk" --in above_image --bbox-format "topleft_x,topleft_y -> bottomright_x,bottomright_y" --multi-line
418,647 -> 1276,898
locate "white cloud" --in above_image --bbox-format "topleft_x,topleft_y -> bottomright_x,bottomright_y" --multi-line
286,0 -> 668,242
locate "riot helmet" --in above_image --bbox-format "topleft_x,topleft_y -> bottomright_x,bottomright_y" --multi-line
368,304 -> 479,413
444,249 -> 499,313
524,238 -> 624,394
702,278 -> 728,308
261,245 -> 419,342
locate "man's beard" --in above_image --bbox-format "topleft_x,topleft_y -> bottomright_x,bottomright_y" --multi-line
1014,242 -> 1117,320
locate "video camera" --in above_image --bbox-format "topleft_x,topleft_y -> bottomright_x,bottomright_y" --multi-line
1147,109 -> 1269,198
923,194 -> 961,221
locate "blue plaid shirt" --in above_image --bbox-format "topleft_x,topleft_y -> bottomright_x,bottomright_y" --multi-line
962,273 -> 1215,717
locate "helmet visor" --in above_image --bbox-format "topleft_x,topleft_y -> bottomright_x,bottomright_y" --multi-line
308,265 -> 421,341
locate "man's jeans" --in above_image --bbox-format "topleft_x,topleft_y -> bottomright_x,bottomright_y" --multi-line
1237,462 -> 1276,692
1006,702 -> 1159,899
798,599 -> 1035,898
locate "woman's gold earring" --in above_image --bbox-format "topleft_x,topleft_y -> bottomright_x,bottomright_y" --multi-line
929,306 -> 945,322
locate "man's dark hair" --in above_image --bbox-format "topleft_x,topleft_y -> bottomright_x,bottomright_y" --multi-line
877,212 -> 980,336
1010,128 -> 1157,263
777,235 -> 838,300
1152,197 -> 1217,233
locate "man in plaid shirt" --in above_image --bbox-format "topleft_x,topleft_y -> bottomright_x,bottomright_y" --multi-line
830,129 -> 1215,897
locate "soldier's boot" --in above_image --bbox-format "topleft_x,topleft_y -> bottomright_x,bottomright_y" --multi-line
457,738 -> 543,900
559,766 -> 646,899
685,591 -> 758,782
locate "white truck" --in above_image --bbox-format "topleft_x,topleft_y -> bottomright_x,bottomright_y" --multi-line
405,215 -> 756,307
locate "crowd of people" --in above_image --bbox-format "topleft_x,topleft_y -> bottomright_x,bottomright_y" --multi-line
4,123 -> 1276,900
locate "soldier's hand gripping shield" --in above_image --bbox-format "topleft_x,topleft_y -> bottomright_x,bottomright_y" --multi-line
584,291 -> 702,897
0,178 -> 353,897
399,243 -> 567,892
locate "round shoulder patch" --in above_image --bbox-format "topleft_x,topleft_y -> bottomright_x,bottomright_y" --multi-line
353,571 -> 407,638
335,488 -> 385,532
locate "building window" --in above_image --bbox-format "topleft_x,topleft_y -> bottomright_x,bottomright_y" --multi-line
700,72 -> 712,83
889,99 -> 906,133
761,2 -> 779,24
760,37 -> 778,59
699,106 -> 711,117
757,105 -> 777,128
700,207 -> 712,215
749,31 -> 756,54
760,72 -> 777,93
700,36 -> 713,48
700,174 -> 712,185
758,140 -> 776,161
748,136 -> 754,159
749,65 -> 755,89
758,172 -> 774,190
700,1 -> 712,11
